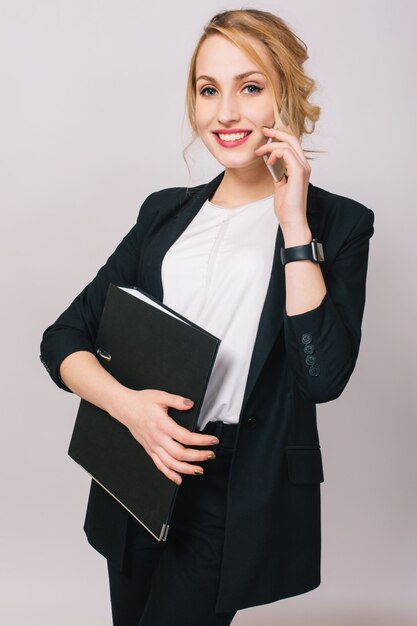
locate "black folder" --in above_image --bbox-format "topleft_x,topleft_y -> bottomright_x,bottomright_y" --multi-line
68,283 -> 221,541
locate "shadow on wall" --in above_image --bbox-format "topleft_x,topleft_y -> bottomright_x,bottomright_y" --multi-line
235,608 -> 417,626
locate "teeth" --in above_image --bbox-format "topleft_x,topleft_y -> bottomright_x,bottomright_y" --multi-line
218,131 -> 250,141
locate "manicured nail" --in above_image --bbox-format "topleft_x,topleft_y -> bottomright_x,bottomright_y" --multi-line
194,469 -> 204,476
206,452 -> 216,460
211,438 -> 220,445
184,398 -> 194,406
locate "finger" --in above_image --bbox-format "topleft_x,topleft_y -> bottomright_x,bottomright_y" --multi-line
153,443 -> 205,476
155,391 -> 195,411
148,450 -> 183,485
152,392 -> 219,444
263,144 -> 307,177
272,143 -> 304,168
166,418 -> 220,447
255,140 -> 303,166
165,435 -> 217,463
260,127 -> 308,165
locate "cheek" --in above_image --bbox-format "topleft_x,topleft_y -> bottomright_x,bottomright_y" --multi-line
250,95 -> 275,121
255,103 -> 275,124
195,95 -> 216,120
195,117 -> 213,140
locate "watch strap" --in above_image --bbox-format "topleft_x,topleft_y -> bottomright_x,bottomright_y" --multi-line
280,239 -> 324,265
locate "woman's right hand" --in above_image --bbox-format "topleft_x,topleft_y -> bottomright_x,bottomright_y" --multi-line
57,352 -> 218,486
114,388 -> 220,485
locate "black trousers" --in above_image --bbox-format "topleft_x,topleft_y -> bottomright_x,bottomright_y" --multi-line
107,421 -> 239,626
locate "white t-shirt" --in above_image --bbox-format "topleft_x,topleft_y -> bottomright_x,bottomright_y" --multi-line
161,194 -> 279,430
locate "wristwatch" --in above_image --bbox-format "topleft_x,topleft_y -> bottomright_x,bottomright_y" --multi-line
280,238 -> 325,266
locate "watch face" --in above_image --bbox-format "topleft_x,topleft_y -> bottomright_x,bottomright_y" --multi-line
312,241 -> 324,262
280,240 -> 324,265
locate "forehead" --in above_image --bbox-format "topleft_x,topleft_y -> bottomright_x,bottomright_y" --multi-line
195,33 -> 275,77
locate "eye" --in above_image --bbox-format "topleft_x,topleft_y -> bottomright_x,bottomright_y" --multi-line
198,84 -> 264,97
200,86 -> 217,97
243,84 -> 263,94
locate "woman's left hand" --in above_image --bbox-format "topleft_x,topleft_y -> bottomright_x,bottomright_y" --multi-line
254,125 -> 311,231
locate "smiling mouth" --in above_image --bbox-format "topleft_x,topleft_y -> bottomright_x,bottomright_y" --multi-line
214,131 -> 252,142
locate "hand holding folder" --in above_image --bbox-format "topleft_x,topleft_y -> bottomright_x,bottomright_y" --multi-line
116,387 -> 219,484
68,284 -> 221,541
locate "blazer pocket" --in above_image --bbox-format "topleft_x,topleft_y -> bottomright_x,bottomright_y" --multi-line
285,447 -> 324,484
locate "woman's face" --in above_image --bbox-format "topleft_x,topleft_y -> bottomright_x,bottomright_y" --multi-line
194,34 -> 281,173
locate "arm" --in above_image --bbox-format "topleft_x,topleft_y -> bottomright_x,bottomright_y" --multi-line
57,351 -> 129,421
39,194 -> 219,484
255,126 -> 374,402
39,193 -> 156,392
282,207 -> 375,403
281,223 -> 327,315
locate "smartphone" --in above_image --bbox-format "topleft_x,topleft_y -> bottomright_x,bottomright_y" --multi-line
262,120 -> 286,183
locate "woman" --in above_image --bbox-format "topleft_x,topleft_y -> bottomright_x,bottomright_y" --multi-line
40,8 -> 374,626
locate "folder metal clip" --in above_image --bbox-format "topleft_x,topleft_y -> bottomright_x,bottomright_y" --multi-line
97,348 -> 111,362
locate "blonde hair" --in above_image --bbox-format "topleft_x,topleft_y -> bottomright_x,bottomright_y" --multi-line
183,8 -> 324,175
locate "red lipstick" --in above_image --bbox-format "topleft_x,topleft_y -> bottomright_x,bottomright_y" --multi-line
212,129 -> 252,148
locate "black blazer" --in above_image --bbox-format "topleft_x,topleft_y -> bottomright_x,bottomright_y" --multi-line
40,170 -> 374,613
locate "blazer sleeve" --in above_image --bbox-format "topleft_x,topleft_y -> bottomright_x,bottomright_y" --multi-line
39,193 -> 156,393
282,206 -> 375,403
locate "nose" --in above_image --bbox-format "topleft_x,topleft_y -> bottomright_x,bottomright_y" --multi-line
215,92 -> 240,125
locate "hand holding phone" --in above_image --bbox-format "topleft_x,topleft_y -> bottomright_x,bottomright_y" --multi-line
262,121 -> 287,183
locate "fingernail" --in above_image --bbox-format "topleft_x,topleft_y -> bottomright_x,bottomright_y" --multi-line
206,452 -> 216,460
211,438 -> 220,445
194,469 -> 204,476
184,398 -> 194,406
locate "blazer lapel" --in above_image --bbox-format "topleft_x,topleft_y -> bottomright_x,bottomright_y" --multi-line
241,218 -> 285,412
240,182 -> 318,412
144,171 -> 226,300
144,170 -> 317,416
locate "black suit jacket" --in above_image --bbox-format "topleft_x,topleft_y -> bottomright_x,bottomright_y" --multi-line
40,170 -> 374,613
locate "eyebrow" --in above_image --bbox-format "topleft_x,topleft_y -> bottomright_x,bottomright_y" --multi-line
195,70 -> 265,83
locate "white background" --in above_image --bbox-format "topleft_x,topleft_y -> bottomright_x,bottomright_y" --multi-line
1,0 -> 416,624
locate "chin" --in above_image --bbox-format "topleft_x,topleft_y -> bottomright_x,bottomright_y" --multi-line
201,136 -> 259,170
216,155 -> 259,170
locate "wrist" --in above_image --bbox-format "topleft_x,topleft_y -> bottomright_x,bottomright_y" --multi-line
106,384 -> 137,426
282,224 -> 312,247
